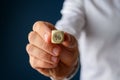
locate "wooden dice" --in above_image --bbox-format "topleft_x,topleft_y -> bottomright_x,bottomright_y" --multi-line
51,30 -> 64,44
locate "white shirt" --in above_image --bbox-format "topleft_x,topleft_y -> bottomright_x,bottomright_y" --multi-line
55,0 -> 120,80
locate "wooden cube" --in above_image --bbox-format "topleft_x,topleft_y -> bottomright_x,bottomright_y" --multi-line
51,30 -> 64,44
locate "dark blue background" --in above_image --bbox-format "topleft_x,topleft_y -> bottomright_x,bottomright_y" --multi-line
1,0 -> 80,80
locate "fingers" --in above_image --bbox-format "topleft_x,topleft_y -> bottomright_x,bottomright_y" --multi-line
28,31 -> 61,56
32,21 -> 77,50
29,55 -> 57,68
26,44 -> 59,64
32,21 -> 55,43
26,21 -> 79,72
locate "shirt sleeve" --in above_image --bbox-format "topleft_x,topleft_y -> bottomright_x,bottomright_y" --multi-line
55,0 -> 85,39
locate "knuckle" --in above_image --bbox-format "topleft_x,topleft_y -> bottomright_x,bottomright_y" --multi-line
29,58 -> 37,69
41,52 -> 51,61
43,44 -> 59,56
41,42 -> 51,52
41,62 -> 56,68
33,21 -> 45,31
28,31 -> 37,43
26,44 -> 31,53
40,61 -> 47,68
68,35 -> 77,49
71,35 -> 77,44
69,35 -> 74,44
39,52 -> 55,64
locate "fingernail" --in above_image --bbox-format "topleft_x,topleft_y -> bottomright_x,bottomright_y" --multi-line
51,56 -> 58,63
53,47 -> 60,56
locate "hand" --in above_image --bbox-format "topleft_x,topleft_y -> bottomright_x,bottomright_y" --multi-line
26,21 -> 79,79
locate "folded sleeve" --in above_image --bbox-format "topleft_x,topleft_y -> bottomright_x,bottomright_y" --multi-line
55,0 -> 85,39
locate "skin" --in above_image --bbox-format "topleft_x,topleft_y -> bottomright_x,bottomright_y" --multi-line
26,21 -> 79,80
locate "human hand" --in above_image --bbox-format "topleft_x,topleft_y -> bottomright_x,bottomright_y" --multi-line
26,21 -> 79,80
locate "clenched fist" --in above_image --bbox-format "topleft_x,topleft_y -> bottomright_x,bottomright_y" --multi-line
26,21 -> 79,80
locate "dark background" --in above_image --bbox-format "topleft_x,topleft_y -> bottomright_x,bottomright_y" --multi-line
1,0 -> 80,80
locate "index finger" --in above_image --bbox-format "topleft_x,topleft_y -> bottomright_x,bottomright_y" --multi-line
33,21 -> 55,43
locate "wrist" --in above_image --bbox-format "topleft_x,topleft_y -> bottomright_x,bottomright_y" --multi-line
50,57 -> 79,80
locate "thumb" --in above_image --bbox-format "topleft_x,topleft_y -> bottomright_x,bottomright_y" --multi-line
62,32 -> 78,49
59,32 -> 79,66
